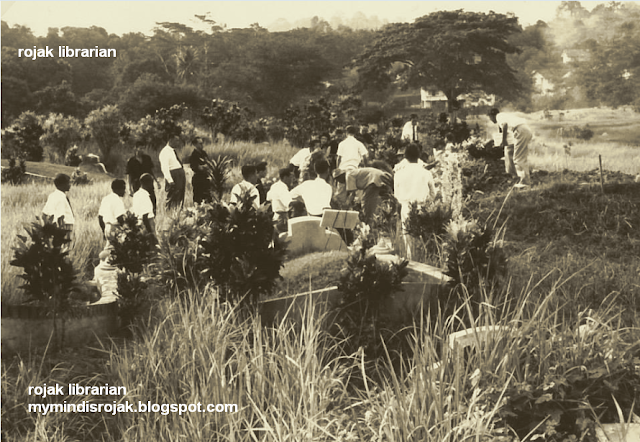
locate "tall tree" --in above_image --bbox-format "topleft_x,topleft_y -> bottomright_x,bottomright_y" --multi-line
353,10 -> 523,113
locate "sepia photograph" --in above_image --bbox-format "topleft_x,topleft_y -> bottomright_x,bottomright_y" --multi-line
2,1 -> 639,440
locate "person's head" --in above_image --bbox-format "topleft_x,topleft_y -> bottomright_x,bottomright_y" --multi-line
314,159 -> 330,179
410,113 -> 418,125
334,128 -> 344,140
54,173 -> 71,192
279,167 -> 294,188
193,137 -> 204,151
320,132 -> 330,145
111,179 -> 127,197
140,173 -> 154,191
241,165 -> 258,184
405,143 -> 421,163
255,161 -> 268,179
309,139 -> 321,152
487,108 -> 500,124
346,126 -> 358,136
168,136 -> 182,149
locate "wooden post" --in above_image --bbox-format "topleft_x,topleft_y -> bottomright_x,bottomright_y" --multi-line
599,154 -> 604,194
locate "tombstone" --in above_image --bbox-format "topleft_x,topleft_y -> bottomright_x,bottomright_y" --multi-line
282,215 -> 347,256
447,325 -> 512,359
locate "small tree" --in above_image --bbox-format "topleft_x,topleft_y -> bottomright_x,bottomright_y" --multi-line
40,113 -> 83,161
1,111 -> 44,161
85,105 -> 123,169
1,157 -> 27,185
10,215 -> 79,349
108,212 -> 157,327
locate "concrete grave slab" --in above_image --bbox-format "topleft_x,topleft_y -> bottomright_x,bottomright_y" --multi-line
284,216 -> 348,256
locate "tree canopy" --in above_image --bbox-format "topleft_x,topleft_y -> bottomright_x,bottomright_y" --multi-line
353,10 -> 523,112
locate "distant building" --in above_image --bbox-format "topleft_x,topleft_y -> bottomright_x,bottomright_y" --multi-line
532,71 -> 555,96
561,49 -> 590,64
419,88 -> 495,110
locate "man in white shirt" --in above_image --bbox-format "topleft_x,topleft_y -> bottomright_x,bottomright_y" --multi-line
131,173 -> 156,238
337,126 -> 368,171
401,114 -> 419,142
394,144 -> 437,259
42,173 -> 74,237
98,179 -> 127,244
230,165 -> 260,210
488,108 -> 533,186
159,136 -> 185,210
267,167 -> 295,233
289,159 -> 333,217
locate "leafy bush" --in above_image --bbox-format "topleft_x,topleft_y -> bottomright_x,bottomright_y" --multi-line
64,145 -> 82,167
403,199 -> 453,260
39,113 -> 83,161
85,105 -> 124,170
108,212 -> 158,326
199,99 -> 249,142
421,112 -> 471,150
442,218 -> 506,319
282,98 -> 334,147
122,104 -> 186,150
564,124 -> 594,141
157,193 -> 286,310
70,168 -> 91,186
198,194 -> 286,309
335,225 -> 409,359
1,157 -> 27,185
1,111 -> 44,161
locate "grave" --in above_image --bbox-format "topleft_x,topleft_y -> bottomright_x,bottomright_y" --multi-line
281,215 -> 348,256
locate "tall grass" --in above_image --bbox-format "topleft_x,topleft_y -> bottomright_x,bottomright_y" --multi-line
4,278 -> 638,441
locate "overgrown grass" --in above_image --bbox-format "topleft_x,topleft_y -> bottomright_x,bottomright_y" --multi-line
3,281 -> 638,441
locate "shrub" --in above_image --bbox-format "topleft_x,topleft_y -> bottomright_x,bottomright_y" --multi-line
39,113 -> 83,161
197,194 -> 286,309
442,218 -> 506,319
64,145 -> 82,167
85,105 -> 123,169
123,104 -> 186,150
335,224 -> 409,359
1,111 -> 44,161
199,99 -> 248,142
1,157 -> 27,185
403,199 -> 453,260
108,212 -> 157,326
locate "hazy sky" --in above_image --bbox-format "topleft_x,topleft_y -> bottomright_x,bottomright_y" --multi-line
1,1 -> 604,37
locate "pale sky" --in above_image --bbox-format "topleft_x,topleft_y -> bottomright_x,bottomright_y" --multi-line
1,1 -> 601,37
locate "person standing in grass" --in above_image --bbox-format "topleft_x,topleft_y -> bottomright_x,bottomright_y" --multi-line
131,173 -> 156,238
394,144 -> 437,259
488,108 -> 533,187
126,147 -> 156,196
42,173 -> 74,239
189,137 -> 212,205
159,136 -> 185,210
98,179 -> 127,245
230,164 -> 260,210
267,167 -> 295,233
337,125 -> 369,171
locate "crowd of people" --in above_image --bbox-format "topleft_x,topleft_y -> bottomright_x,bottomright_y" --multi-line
42,109 -> 532,256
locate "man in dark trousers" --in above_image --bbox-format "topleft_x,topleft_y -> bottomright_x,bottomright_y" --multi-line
126,146 -> 156,196
189,137 -> 212,204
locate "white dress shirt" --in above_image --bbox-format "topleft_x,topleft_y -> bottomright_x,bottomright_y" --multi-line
43,189 -> 74,225
401,121 -> 419,141
495,113 -> 528,145
132,188 -> 155,220
394,162 -> 436,220
289,177 -> 332,216
159,144 -> 182,184
289,148 -> 311,169
99,193 -> 126,225
266,180 -> 292,215
337,136 -> 368,170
